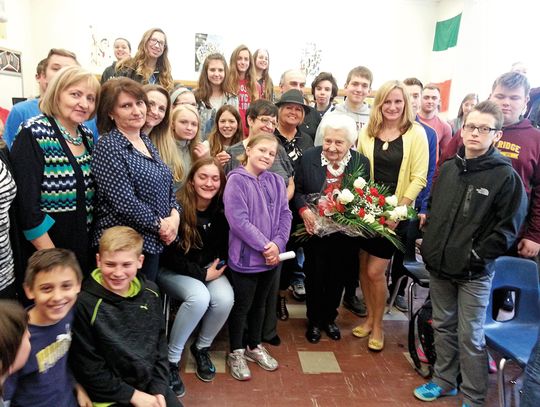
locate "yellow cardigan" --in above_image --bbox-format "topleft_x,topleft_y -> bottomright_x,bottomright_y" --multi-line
357,122 -> 429,203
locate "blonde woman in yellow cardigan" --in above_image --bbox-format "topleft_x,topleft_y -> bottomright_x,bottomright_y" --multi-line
354,80 -> 429,351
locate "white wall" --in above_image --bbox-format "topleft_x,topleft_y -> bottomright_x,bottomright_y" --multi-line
0,0 -> 34,107
1,0 -> 538,118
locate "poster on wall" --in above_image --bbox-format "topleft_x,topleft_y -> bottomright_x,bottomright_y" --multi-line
194,33 -> 223,73
0,48 -> 22,76
89,25 -> 114,71
300,42 -> 322,85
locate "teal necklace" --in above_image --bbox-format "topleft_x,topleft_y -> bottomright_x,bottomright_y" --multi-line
55,119 -> 83,146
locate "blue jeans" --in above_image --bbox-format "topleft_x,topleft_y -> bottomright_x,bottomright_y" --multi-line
430,273 -> 493,407
521,327 -> 540,407
158,269 -> 234,363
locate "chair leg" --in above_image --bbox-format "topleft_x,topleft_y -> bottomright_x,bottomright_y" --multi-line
163,293 -> 170,337
408,281 -> 416,321
387,275 -> 407,314
498,357 -> 507,407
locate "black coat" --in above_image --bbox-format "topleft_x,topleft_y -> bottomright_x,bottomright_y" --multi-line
421,146 -> 528,279
293,146 -> 370,213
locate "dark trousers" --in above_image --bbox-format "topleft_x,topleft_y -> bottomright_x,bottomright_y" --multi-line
228,267 -> 277,351
304,234 -> 360,325
141,252 -> 160,282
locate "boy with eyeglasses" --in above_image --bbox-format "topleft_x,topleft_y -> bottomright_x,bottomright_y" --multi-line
414,101 -> 527,407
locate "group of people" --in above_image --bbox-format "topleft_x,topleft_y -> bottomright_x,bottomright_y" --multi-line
0,26 -> 539,407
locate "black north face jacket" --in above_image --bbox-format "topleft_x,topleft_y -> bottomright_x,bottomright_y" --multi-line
421,146 -> 527,280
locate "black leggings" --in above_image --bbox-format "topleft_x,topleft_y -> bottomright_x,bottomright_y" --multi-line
228,267 -> 277,351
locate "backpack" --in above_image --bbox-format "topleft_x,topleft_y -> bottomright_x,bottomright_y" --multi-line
408,297 -> 436,378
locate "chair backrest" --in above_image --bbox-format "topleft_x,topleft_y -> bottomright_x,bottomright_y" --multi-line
486,256 -> 540,325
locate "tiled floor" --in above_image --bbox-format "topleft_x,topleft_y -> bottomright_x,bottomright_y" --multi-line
178,290 -> 520,406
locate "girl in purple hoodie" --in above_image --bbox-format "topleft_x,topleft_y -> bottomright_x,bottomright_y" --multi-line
223,133 -> 292,381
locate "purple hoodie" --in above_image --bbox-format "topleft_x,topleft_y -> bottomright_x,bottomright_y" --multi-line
224,166 -> 292,273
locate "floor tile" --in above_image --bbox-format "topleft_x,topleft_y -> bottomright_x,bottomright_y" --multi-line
298,351 -> 342,374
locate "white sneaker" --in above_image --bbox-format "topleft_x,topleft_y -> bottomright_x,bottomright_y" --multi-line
227,349 -> 251,381
245,344 -> 279,371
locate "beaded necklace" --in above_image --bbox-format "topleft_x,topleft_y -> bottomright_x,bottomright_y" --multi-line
55,119 -> 83,145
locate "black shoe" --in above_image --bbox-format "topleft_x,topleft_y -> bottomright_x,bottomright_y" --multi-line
306,324 -> 321,343
323,322 -> 341,340
502,291 -> 514,312
190,343 -> 216,382
168,361 -> 186,397
262,334 -> 281,346
343,295 -> 367,317
277,295 -> 289,321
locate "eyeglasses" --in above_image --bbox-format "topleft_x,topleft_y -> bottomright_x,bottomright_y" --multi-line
462,124 -> 500,134
148,38 -> 166,48
256,117 -> 277,127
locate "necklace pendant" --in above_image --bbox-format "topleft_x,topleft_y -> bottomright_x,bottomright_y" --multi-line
382,141 -> 389,151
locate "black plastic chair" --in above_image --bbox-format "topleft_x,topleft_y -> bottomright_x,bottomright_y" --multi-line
484,256 -> 540,407
387,220 -> 430,320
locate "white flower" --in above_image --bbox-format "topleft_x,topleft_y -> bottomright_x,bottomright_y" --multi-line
386,195 -> 398,207
337,189 -> 355,204
353,177 -> 367,190
389,205 -> 409,221
364,213 -> 376,224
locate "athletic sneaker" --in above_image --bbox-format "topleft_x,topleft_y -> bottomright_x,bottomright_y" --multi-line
227,349 -> 251,381
395,295 -> 409,312
190,343 -> 216,382
413,381 -> 458,401
168,361 -> 186,397
245,344 -> 279,371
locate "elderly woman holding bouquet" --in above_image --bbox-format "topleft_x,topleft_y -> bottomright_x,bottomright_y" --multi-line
294,113 -> 370,344
355,80 -> 428,351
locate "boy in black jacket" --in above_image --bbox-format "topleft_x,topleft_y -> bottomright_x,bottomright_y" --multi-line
413,101 -> 527,407
69,226 -> 182,407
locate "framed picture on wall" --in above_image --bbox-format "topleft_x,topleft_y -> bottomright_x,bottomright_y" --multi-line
0,47 -> 22,76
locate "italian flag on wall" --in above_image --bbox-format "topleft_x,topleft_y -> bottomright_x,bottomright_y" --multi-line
430,13 -> 462,113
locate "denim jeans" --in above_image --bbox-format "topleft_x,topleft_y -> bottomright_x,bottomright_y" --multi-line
158,269 -> 234,363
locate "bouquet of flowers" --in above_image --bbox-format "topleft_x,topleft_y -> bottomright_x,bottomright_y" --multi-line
294,163 -> 417,251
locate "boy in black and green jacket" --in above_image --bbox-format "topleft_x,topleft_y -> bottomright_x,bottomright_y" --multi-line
69,226 -> 182,407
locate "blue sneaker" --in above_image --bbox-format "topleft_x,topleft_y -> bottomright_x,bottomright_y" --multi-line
413,381 -> 458,401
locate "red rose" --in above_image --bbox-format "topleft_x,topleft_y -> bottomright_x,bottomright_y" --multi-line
336,201 -> 345,213
355,187 -> 365,196
358,208 -> 365,218
370,187 -> 379,196
366,196 -> 373,204
379,216 -> 386,225
378,195 -> 385,206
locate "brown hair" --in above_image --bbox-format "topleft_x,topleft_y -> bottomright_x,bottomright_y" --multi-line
311,72 -> 339,104
24,248 -> 82,289
194,53 -> 234,107
208,105 -> 243,156
97,77 -> 149,134
0,300 -> 27,390
116,28 -> 174,91
43,48 -> 78,71
239,133 -> 278,166
99,226 -> 144,256
346,66 -> 373,86
176,157 -> 226,253
253,49 -> 274,100
227,45 -> 259,103
468,100 -> 504,130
